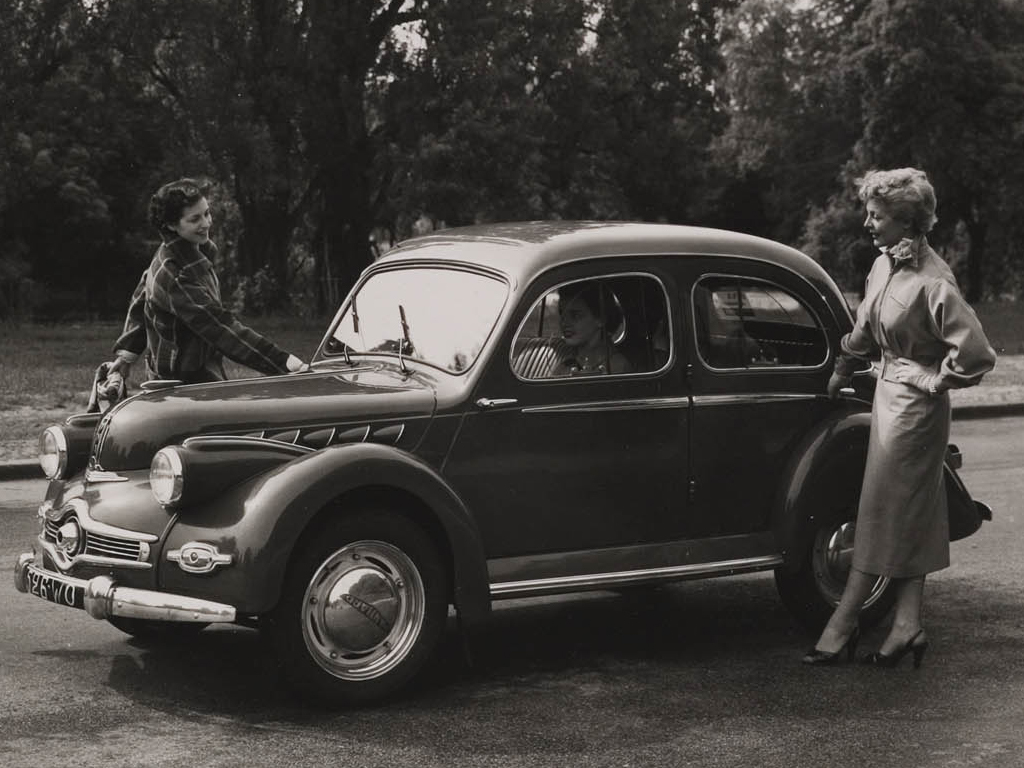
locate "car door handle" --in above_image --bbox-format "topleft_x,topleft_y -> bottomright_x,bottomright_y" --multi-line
475,397 -> 519,409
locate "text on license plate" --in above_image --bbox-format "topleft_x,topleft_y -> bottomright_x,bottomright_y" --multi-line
26,568 -> 84,609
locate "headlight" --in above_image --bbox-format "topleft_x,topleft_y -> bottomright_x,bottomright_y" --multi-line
150,447 -> 185,506
39,426 -> 68,480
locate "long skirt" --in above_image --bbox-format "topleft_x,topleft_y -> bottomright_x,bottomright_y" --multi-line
852,374 -> 950,577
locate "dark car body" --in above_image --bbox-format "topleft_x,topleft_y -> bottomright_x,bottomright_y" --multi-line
16,221 -> 990,703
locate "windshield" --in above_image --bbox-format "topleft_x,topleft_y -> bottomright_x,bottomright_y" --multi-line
321,267 -> 509,373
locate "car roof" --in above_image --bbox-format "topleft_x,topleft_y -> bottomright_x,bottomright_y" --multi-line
377,221 -> 841,297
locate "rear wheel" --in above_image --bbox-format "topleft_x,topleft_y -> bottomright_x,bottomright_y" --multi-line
775,503 -> 895,632
264,509 -> 448,705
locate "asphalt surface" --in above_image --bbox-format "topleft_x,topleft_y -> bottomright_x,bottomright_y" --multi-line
1,415 -> 1022,767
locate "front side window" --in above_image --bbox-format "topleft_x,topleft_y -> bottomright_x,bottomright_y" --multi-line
322,267 -> 508,373
692,276 -> 827,369
512,274 -> 670,379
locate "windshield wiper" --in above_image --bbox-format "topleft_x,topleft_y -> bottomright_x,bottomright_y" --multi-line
343,295 -> 360,365
398,304 -> 411,374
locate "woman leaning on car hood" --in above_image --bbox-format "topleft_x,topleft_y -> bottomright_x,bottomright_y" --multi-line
106,177 -> 305,386
804,167 -> 996,668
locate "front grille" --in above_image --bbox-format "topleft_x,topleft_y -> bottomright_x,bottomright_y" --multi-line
44,517 -> 144,563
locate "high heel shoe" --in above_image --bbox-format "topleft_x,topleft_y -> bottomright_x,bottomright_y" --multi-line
802,625 -> 861,665
861,629 -> 929,669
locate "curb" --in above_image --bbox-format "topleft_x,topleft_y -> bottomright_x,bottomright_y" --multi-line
1,403 -> 1022,483
950,402 -> 1024,421
0,459 -> 42,482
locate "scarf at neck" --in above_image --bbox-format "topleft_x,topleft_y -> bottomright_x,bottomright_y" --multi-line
883,235 -> 925,268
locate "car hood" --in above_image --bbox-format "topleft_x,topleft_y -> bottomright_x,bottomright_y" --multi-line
94,366 -> 437,470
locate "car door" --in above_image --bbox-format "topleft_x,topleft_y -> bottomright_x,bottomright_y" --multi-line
679,257 -> 835,538
442,263 -> 690,559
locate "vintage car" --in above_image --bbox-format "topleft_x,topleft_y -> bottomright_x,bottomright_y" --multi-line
15,221 -> 990,704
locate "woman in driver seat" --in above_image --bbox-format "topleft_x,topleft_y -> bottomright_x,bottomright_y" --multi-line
553,282 -> 633,376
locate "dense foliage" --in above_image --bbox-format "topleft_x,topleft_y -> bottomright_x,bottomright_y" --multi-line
2,0 -> 1022,318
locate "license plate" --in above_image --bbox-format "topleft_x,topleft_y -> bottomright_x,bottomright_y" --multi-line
25,566 -> 84,610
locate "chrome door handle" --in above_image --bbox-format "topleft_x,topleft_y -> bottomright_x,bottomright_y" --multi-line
475,397 -> 518,409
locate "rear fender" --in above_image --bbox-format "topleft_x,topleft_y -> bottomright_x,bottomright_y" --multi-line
773,409 -> 871,572
160,442 -> 490,625
944,445 -> 991,541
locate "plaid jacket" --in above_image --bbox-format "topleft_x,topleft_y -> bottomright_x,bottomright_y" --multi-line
114,238 -> 291,382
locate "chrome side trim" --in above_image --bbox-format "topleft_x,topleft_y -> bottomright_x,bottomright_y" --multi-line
85,468 -> 129,483
489,554 -> 784,598
181,435 -> 313,454
523,396 -> 691,414
336,425 -> 372,443
371,423 -> 405,444
691,393 -> 819,407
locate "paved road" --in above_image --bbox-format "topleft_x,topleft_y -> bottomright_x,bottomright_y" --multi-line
1,417 -> 1022,768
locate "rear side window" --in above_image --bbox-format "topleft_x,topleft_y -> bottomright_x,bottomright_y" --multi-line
512,274 -> 670,379
693,276 -> 827,369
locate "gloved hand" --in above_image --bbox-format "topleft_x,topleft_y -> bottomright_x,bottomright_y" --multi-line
108,355 -> 132,376
890,357 -> 943,395
827,372 -> 852,400
285,354 -> 308,373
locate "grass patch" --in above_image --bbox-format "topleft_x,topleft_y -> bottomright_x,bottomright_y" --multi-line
973,303 -> 1024,356
0,317 -> 326,415
1,301 -> 1021,449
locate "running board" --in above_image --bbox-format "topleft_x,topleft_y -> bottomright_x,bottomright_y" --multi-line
489,554 -> 784,599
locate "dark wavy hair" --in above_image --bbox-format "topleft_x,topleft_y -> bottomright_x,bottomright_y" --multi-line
560,281 -> 624,333
148,178 -> 209,237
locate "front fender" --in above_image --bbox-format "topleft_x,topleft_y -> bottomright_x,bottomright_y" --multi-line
773,408 -> 871,572
160,442 -> 490,626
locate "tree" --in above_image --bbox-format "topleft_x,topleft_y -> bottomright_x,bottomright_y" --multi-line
844,0 -> 1024,300
797,0 -> 1024,299
713,0 -> 868,242
388,0 -> 737,229
0,0 -> 168,317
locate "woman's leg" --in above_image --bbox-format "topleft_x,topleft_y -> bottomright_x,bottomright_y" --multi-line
877,575 -> 925,655
813,568 -> 879,653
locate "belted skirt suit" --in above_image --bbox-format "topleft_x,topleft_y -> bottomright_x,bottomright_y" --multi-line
835,238 -> 996,578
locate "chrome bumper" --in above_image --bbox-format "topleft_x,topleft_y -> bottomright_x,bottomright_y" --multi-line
14,553 -> 236,623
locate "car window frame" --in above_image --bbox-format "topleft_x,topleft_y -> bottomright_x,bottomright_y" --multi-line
509,269 -> 675,384
690,271 -> 831,373
316,262 -> 512,376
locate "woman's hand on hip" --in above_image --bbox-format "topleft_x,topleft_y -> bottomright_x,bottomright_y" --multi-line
891,358 -> 943,394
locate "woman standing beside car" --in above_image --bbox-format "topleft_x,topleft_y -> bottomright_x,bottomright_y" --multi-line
107,178 -> 304,385
804,167 -> 996,667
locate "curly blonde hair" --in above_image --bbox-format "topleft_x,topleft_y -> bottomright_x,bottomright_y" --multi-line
856,167 -> 937,235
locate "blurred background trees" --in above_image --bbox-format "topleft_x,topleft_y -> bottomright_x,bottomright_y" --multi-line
1,0 -> 1022,319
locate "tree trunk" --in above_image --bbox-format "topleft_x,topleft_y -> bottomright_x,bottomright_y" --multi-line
964,215 -> 986,303
319,165 -> 374,313
236,193 -> 294,311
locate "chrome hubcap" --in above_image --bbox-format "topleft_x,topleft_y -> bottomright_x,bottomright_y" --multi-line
301,540 -> 425,681
812,520 -> 889,608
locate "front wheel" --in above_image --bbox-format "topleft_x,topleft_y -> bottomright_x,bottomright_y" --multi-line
775,506 -> 895,632
264,509 -> 448,705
